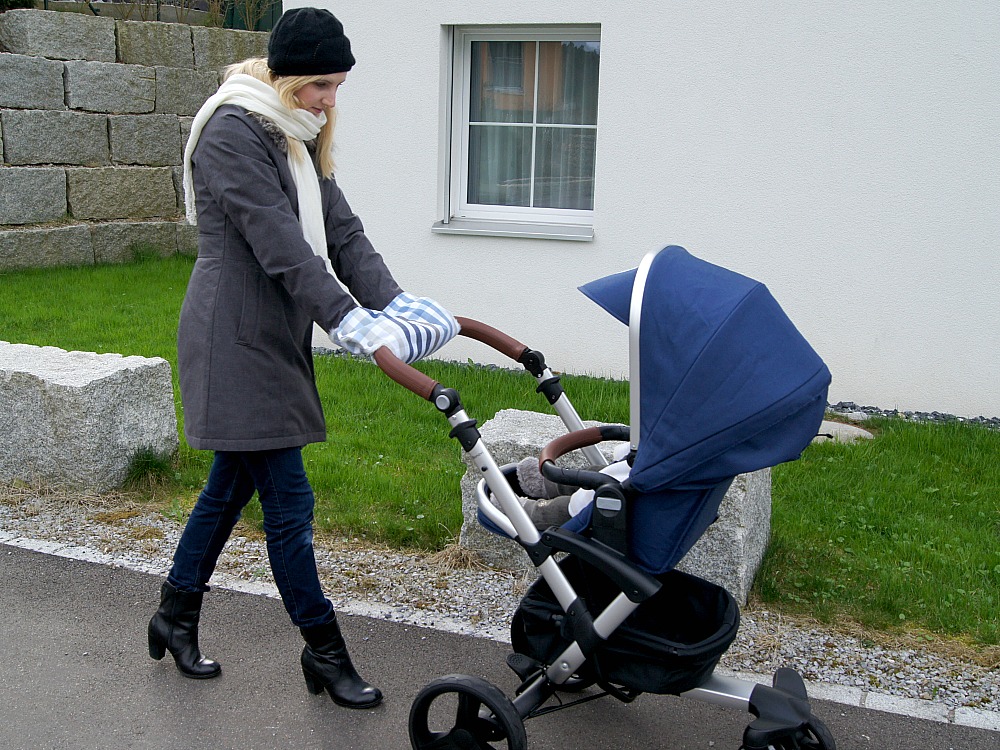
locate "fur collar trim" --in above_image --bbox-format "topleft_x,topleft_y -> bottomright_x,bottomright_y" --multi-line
248,111 -> 317,154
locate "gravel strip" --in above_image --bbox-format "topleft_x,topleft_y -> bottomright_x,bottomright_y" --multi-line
827,401 -> 1000,430
1,490 -> 996,716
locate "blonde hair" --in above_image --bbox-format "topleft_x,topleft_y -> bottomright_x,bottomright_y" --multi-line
224,57 -> 337,179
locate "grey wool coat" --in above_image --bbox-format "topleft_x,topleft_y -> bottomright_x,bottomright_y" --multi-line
179,104 -> 402,451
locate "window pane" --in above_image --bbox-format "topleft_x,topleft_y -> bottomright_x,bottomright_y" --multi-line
533,127 -> 596,210
470,41 -> 535,123
468,125 -> 532,206
536,41 -> 600,125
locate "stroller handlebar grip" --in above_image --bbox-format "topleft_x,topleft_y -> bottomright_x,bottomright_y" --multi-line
455,316 -> 530,362
539,427 -> 605,464
539,425 -> 631,491
372,347 -> 438,401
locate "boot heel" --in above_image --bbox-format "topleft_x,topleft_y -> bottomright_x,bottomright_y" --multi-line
302,666 -> 325,695
148,631 -> 166,661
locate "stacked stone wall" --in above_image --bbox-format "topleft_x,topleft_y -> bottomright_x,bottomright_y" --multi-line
0,9 -> 267,270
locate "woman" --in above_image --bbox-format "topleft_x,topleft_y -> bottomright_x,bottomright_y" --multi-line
147,8 -> 457,709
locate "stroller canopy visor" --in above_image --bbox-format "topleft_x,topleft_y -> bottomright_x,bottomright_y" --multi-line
580,246 -> 831,493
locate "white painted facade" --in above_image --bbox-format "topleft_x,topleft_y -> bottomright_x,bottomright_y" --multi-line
301,1 -> 999,418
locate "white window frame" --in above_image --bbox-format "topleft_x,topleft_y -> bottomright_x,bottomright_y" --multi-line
434,24 -> 601,241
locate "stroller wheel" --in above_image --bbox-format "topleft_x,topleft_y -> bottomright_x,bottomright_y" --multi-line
792,718 -> 836,750
757,717 -> 836,750
409,674 -> 527,750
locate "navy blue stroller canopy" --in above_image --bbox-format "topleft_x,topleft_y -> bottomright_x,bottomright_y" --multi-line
572,246 -> 831,573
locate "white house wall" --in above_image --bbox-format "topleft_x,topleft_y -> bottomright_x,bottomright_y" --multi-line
302,1 -> 999,419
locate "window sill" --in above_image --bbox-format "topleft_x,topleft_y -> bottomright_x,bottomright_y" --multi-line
432,219 -> 594,242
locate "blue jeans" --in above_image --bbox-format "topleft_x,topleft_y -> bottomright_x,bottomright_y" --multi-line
168,448 -> 334,628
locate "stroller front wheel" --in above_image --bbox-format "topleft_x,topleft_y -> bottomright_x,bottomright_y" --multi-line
785,718 -> 836,750
747,717 -> 836,750
409,674 -> 527,750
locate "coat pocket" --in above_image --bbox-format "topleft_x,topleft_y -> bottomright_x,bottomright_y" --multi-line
235,269 -> 262,347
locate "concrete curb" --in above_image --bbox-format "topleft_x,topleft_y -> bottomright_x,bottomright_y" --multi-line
1,530 -> 996,734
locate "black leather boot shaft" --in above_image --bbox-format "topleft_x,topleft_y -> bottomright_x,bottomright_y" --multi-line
300,616 -> 382,708
148,581 -> 221,679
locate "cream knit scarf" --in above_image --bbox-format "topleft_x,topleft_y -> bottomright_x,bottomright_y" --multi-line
182,74 -> 333,274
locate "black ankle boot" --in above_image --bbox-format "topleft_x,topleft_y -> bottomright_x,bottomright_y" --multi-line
148,581 -> 221,679
300,616 -> 382,708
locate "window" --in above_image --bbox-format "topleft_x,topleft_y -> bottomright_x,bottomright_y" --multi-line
434,26 -> 601,241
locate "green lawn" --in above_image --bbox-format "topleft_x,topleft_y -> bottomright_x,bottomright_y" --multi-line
2,253 -> 997,647
760,418 -> 1000,645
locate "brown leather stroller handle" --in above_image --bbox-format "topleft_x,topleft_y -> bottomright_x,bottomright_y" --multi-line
373,317 -> 532,402
539,424 -> 629,493
372,347 -> 438,401
539,426 -> 604,465
455,316 -> 530,362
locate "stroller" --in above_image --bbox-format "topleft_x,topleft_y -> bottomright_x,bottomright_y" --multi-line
373,246 -> 836,750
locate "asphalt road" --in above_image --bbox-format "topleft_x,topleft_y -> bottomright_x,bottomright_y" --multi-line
0,543 -> 995,750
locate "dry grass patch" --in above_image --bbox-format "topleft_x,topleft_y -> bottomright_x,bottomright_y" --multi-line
128,525 -> 165,541
427,542 -> 491,571
90,508 -> 142,524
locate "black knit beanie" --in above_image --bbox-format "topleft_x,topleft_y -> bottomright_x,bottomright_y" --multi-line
268,8 -> 355,76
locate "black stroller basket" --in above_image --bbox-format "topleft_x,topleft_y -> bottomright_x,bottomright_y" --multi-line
514,555 -> 740,696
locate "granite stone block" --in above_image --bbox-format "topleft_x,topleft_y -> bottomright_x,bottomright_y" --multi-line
1,109 -> 109,166
91,220 -> 178,263
0,53 -> 66,110
116,19 -> 194,68
0,166 -> 67,224
0,224 -> 93,270
66,166 -> 178,220
176,219 -> 198,256
191,26 -> 267,71
65,60 -> 155,114
109,114 -> 181,166
0,9 -> 116,62
153,66 -> 218,116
